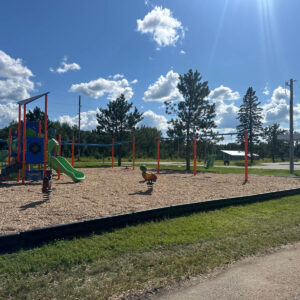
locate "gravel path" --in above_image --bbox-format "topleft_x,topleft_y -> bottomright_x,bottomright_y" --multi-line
156,243 -> 300,300
1,168 -> 300,235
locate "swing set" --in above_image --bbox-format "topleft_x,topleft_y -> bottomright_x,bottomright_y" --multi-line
156,132 -> 249,182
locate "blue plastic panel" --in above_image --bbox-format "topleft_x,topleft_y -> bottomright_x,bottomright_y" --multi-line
26,137 -> 44,164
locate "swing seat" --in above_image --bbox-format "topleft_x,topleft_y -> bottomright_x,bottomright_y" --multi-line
204,155 -> 215,169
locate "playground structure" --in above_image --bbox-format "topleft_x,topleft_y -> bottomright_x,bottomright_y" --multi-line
0,92 -> 249,186
1,106 -> 299,238
0,93 -> 85,184
0,93 -> 254,235
65,131 -> 249,182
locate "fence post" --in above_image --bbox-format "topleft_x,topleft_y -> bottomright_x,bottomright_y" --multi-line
112,138 -> 114,168
245,131 -> 248,182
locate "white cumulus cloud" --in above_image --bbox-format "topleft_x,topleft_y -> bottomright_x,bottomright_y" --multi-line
263,85 -> 270,96
208,85 -> 240,130
50,56 -> 81,74
69,75 -> 134,100
137,6 -> 185,48
209,85 -> 240,101
143,70 -> 182,102
138,110 -> 168,131
112,74 -> 124,80
180,50 -> 185,54
58,110 -> 99,130
0,50 -> 35,102
0,102 -> 19,128
215,100 -> 239,130
262,86 -> 300,124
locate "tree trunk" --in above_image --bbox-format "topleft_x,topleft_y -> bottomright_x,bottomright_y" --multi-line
118,145 -> 122,166
186,137 -> 191,171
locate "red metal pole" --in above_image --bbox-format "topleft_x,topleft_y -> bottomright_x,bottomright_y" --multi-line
38,120 -> 41,170
132,136 -> 135,170
58,134 -> 61,180
17,104 -> 21,182
157,139 -> 160,174
112,138 -> 114,168
8,129 -> 11,167
72,136 -> 75,167
194,136 -> 196,176
245,131 -> 248,182
22,104 -> 26,184
43,94 -> 48,176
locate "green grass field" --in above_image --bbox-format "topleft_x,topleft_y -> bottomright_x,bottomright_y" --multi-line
69,159 -> 300,177
1,195 -> 300,299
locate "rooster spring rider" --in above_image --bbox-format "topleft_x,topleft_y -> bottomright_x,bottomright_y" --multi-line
140,165 -> 157,186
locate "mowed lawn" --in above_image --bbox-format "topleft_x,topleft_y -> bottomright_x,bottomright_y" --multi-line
1,195 -> 300,299
70,159 -> 300,177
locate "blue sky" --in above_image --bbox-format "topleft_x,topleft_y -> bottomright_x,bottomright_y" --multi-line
1,0 -> 300,134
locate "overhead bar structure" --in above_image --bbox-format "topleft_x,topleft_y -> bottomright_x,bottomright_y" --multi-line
156,132 -> 249,181
17,92 -> 50,184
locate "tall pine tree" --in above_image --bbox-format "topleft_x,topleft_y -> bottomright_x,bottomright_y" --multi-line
263,123 -> 286,163
96,94 -> 143,166
236,87 -> 263,163
165,69 -> 216,170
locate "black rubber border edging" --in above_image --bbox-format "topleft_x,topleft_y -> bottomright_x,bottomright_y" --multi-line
1,187 -> 300,253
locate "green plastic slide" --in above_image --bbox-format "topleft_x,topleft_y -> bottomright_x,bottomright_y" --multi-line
47,139 -> 85,182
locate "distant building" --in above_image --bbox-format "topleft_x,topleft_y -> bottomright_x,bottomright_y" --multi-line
220,150 -> 259,165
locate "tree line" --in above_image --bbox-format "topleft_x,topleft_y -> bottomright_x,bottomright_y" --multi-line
0,69 -> 294,168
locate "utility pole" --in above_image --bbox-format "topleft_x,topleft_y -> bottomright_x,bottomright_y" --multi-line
286,79 -> 295,174
78,95 -> 81,161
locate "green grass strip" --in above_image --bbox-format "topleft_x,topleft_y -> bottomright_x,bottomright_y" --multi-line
71,160 -> 300,177
1,195 -> 300,299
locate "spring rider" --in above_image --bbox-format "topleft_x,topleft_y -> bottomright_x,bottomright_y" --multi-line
42,170 -> 52,201
140,165 -> 157,186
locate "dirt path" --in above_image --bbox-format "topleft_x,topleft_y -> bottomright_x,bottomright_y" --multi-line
156,243 -> 300,300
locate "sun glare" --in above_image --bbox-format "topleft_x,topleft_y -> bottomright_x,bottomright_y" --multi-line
257,0 -> 287,77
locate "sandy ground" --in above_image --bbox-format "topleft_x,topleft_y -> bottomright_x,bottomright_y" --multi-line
1,168 -> 300,235
156,242 -> 300,300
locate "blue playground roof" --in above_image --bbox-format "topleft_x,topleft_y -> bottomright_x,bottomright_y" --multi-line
17,92 -> 50,105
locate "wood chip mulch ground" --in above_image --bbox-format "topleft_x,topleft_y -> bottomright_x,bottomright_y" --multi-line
1,168 -> 300,235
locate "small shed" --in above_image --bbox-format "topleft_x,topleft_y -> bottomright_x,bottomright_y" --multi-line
220,150 -> 259,165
